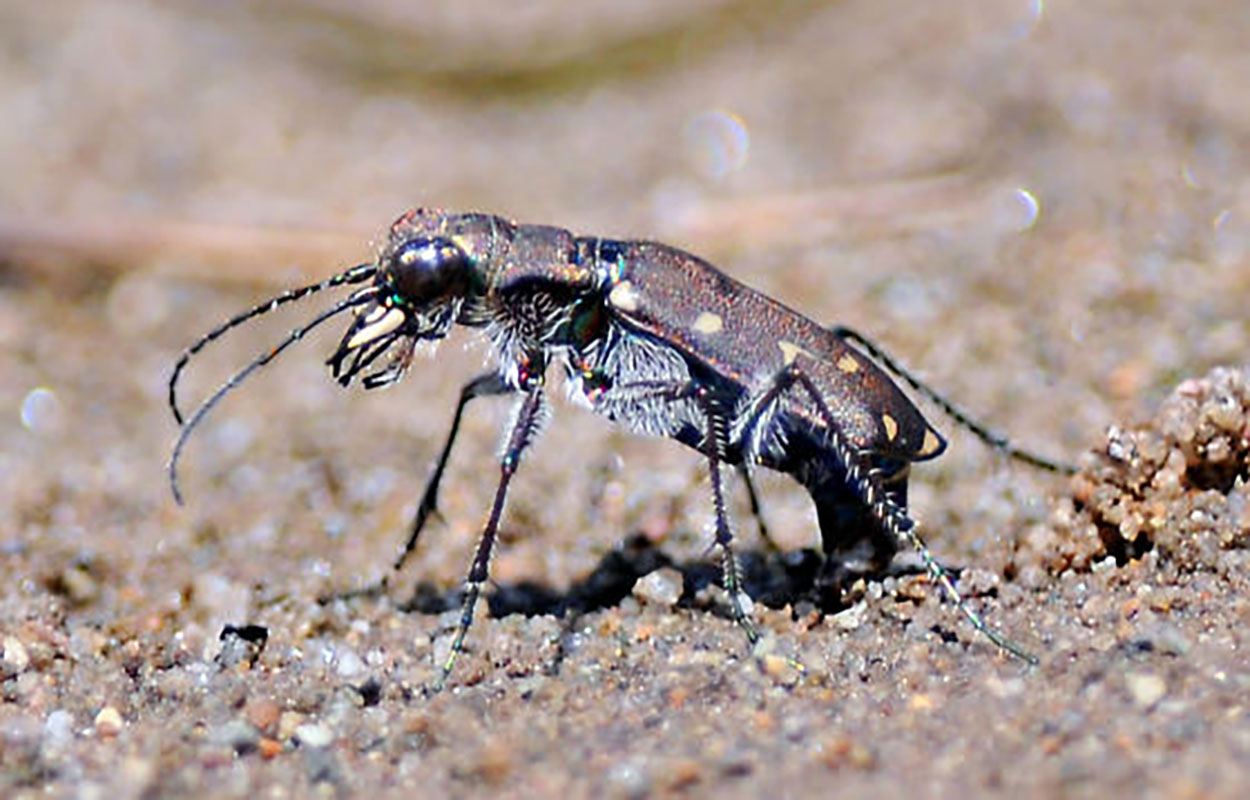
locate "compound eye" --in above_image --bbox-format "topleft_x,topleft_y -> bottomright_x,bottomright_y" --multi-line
387,237 -> 468,305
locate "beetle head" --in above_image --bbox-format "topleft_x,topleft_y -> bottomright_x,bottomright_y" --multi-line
328,234 -> 473,388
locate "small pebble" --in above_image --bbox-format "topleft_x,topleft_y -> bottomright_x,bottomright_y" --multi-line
335,647 -> 366,679
831,602 -> 868,631
216,624 -> 268,669
760,653 -> 802,686
43,709 -> 74,751
94,706 -> 124,737
278,711 -> 306,741
244,698 -> 282,734
1126,672 -> 1167,709
632,567 -> 684,608
2,636 -> 30,673
208,719 -> 260,753
258,737 -> 283,759
606,756 -> 652,799
294,722 -> 335,749
662,757 -> 703,791
59,567 -> 99,605
813,735 -> 877,771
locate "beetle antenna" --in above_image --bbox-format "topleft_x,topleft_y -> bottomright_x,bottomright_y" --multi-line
168,288 -> 377,505
832,326 -> 1077,475
169,264 -> 377,426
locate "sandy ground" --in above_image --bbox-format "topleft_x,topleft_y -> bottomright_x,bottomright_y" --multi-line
2,1 -> 1249,797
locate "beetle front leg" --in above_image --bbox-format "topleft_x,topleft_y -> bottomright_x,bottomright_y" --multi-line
438,384 -> 546,688
395,372 -> 514,574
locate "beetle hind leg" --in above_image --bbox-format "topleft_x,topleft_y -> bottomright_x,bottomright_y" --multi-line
831,326 -> 1076,475
805,461 -> 908,605
742,364 -> 1038,664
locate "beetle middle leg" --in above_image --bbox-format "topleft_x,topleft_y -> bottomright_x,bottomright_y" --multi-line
697,388 -> 760,645
592,379 -> 760,645
736,465 -> 780,553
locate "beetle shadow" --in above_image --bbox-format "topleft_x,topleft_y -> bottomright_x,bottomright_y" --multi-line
391,532 -> 926,622
321,532 -> 947,678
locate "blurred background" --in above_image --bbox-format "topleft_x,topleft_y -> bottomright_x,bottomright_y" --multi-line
1,0 -> 1248,622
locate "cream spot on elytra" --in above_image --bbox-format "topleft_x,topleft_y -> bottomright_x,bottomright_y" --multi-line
778,340 -> 810,365
837,354 -> 860,374
920,428 -> 943,456
608,280 -> 640,312
691,311 -> 724,335
882,413 -> 898,442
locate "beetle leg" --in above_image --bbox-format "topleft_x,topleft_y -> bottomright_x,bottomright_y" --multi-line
745,363 -> 1038,665
737,465 -> 779,553
394,372 -> 514,574
702,395 -> 760,645
831,326 -> 1076,475
438,384 -> 547,688
596,379 -> 759,646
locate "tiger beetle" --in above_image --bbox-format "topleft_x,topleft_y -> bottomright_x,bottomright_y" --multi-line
168,208 -> 1074,685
